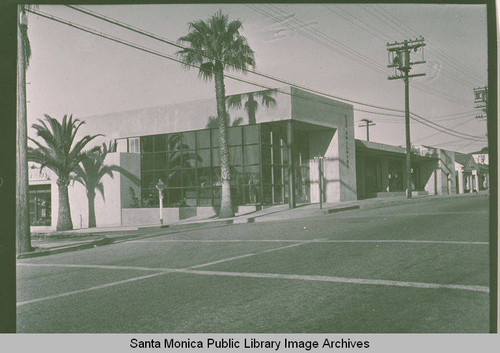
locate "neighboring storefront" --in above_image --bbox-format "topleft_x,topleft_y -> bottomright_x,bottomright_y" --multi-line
355,141 -> 456,199
28,164 -> 53,227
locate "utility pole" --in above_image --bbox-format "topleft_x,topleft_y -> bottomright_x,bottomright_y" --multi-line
17,5 -> 31,253
473,86 -> 488,120
359,119 -> 376,141
387,37 -> 426,199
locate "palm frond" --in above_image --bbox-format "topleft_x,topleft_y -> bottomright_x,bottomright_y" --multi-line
226,94 -> 243,109
232,117 -> 244,126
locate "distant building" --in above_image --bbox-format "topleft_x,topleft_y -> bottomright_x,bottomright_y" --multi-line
470,147 -> 489,165
27,87 -> 486,230
455,152 -> 489,193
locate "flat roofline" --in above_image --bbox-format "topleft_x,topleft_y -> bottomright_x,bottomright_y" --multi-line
355,139 -> 439,161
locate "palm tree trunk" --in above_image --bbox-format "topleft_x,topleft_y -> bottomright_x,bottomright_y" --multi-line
87,190 -> 96,228
214,67 -> 234,218
16,5 -> 31,253
56,178 -> 73,231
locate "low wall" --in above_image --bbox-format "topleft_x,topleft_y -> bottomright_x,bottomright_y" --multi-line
121,205 -> 259,226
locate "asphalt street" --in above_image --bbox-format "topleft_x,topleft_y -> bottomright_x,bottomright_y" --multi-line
17,195 -> 490,333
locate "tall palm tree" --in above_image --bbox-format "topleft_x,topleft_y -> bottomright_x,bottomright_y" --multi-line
177,10 -> 255,218
28,114 -> 101,231
71,141 -> 139,228
206,115 -> 243,129
17,5 -> 37,253
226,89 -> 277,125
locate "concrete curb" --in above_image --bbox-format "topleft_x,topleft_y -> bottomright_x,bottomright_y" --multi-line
324,205 -> 360,214
17,237 -> 113,259
18,193 -> 488,258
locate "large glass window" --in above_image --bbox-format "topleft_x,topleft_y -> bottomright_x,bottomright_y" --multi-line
228,126 -> 242,146
183,132 -> 196,150
29,185 -> 51,226
197,130 -> 210,149
260,123 -> 288,204
140,125 -> 268,206
154,135 -> 167,152
141,136 -> 154,153
244,125 -> 259,145
140,124 -> 271,207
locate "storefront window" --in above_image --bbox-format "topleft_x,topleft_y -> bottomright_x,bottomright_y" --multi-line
244,125 -> 259,144
141,136 -> 154,153
140,124 -> 294,207
29,185 -> 51,226
228,126 -> 242,146
197,130 -> 210,149
154,135 -> 167,152
182,132 -> 196,150
244,145 -> 259,165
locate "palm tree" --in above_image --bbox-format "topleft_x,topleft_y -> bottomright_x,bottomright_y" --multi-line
226,89 -> 277,125
206,115 -> 244,129
71,141 -> 139,228
177,10 -> 255,218
17,5 -> 37,253
28,114 -> 102,231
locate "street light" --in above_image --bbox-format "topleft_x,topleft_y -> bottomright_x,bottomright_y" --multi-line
314,155 -> 324,209
155,179 -> 165,226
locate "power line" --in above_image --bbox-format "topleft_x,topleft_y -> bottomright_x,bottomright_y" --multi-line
410,111 -> 485,139
65,5 -> 487,142
25,7 -> 401,119
250,4 -> 387,75
322,5 -> 392,43
256,4 -> 473,108
357,4 -> 484,91
68,4 -> 476,118
372,4 -> 487,86
413,116 -> 481,143
28,7 -> 486,143
67,4 -> 405,114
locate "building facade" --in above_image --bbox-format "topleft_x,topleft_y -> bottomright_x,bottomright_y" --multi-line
27,87 -> 480,230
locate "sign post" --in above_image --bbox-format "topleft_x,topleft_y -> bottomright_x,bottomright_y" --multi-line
155,179 -> 165,226
314,156 -> 324,209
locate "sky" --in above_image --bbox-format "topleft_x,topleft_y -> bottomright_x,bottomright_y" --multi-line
25,3 -> 489,153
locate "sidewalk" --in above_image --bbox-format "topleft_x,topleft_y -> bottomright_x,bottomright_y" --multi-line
20,192 -> 488,259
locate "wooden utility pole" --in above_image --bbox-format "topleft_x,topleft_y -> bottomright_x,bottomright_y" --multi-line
17,5 -> 31,253
359,119 -> 376,141
387,37 -> 426,199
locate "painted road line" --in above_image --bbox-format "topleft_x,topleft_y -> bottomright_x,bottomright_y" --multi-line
188,242 -> 306,269
180,270 -> 490,293
334,211 -> 488,218
127,239 -> 487,245
17,261 -> 488,307
17,262 -> 177,272
16,272 -> 168,307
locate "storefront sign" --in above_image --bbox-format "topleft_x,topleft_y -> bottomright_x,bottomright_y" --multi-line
29,168 -> 51,181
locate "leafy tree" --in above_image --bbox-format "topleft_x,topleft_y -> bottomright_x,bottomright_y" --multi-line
28,114 -> 102,231
71,141 -> 140,228
177,10 -> 255,218
226,89 -> 277,125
